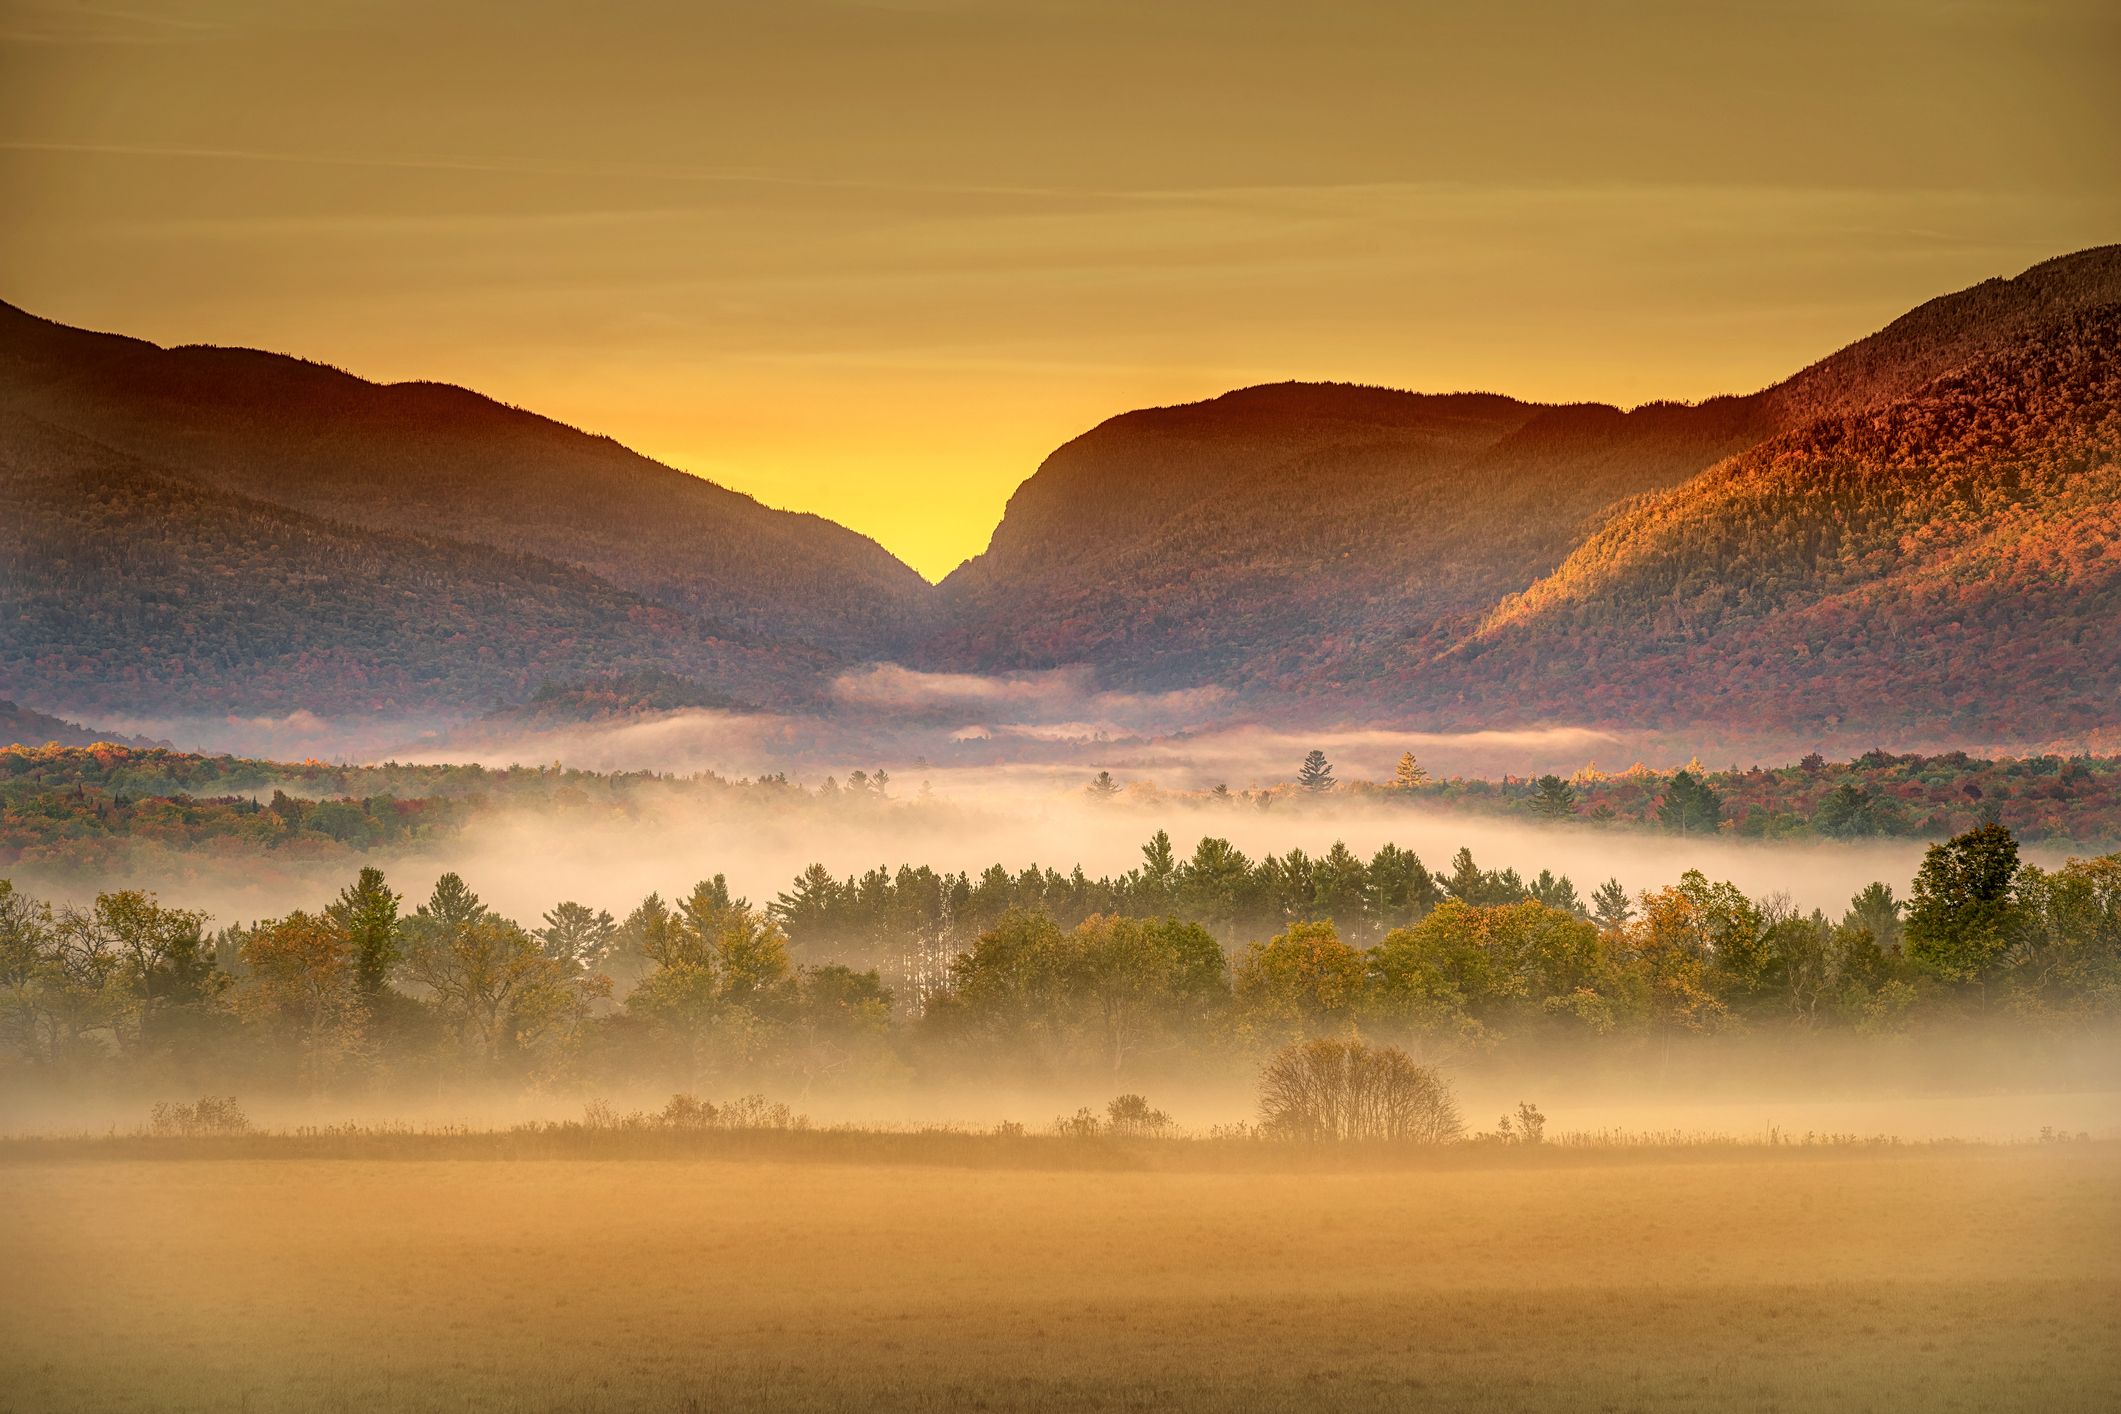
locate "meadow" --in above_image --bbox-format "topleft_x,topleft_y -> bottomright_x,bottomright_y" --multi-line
3,1138 -> 2116,1413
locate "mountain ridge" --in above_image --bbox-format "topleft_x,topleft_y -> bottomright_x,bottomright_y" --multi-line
4,244 -> 2117,737
0,299 -> 935,659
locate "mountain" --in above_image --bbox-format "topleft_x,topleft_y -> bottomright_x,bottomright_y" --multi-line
928,246 -> 2121,731
1456,304 -> 2121,737
1,412 -> 827,715
920,377 -> 1757,694
5,246 -> 2118,740
0,300 -> 933,660
0,698 -> 167,750
928,386 -> 1543,687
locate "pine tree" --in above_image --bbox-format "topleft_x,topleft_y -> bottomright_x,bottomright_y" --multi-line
1392,752 -> 1429,789
1591,878 -> 1634,929
537,901 -> 618,970
1527,869 -> 1583,915
417,873 -> 486,934
1297,750 -> 1335,792
1086,770 -> 1121,800
1530,774 -> 1577,820
328,866 -> 402,1003
1139,830 -> 1178,909
1657,770 -> 1724,835
678,876 -> 739,941
772,864 -> 844,941
1843,882 -> 1903,953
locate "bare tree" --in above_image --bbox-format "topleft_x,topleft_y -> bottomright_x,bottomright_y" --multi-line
1258,1038 -> 1462,1143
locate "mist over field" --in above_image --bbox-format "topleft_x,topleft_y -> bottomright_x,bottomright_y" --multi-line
9,731 -> 2000,926
9,727 -> 2116,1146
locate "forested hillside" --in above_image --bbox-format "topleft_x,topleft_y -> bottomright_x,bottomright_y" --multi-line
4,247 -> 2119,738
925,384 -> 1742,690
0,299 -> 934,659
0,417 -> 823,714
1461,305 -> 2121,735
0,699 -> 163,750
926,246 -> 2121,719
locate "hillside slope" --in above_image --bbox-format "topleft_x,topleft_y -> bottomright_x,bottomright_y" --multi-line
0,302 -> 934,658
1456,306 -> 2121,735
0,416 -> 824,716
0,698 -> 166,750
928,246 -> 2121,724
5,247 -> 2118,737
926,383 -> 1738,691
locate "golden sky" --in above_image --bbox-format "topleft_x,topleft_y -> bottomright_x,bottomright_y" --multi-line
4,0 -> 2118,578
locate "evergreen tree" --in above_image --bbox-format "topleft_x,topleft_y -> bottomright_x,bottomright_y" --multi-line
1442,847 -> 1523,906
1527,869 -> 1584,916
1657,770 -> 1724,835
1138,830 -> 1178,910
1179,836 -> 1253,933
1816,783 -> 1883,838
1843,882 -> 1903,953
1591,878 -> 1634,929
678,876 -> 740,942
1297,750 -> 1335,792
1086,770 -> 1121,800
1392,752 -> 1430,789
772,864 -> 845,942
1530,775 -> 1577,820
417,873 -> 487,935
1311,841 -> 1370,937
1366,843 -> 1441,927
329,866 -> 403,1004
617,892 -> 683,968
537,901 -> 618,970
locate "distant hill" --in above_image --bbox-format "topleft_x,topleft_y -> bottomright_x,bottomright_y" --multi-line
5,246 -> 2119,741
0,300 -> 934,660
1457,305 -> 2121,736
924,383 -> 1775,694
0,415 -> 827,715
927,246 -> 2121,732
928,386 -> 1554,687
0,698 -> 166,750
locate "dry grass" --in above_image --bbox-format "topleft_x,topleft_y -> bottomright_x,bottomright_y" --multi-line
2,1143 -> 2117,1412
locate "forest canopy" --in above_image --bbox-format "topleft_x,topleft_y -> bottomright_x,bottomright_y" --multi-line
5,822 -> 2115,1102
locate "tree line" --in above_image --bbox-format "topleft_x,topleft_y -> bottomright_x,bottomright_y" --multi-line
2,823 -> 2115,1096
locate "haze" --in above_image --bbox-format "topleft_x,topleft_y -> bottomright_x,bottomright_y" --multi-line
5,0 -> 2118,576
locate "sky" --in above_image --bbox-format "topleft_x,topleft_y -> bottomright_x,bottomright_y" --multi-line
3,0 -> 2118,579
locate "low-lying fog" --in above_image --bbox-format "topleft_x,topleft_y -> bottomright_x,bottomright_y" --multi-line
62,661 -> 2106,929
9,1039 -> 2116,1145
23,770 -> 2023,930
23,671 -> 2114,1148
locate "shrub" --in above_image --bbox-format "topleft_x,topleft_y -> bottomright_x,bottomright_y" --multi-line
1052,1107 -> 1102,1138
1104,1093 -> 1175,1138
717,1094 -> 804,1130
1493,1100 -> 1547,1145
148,1097 -> 251,1138
1257,1039 -> 1462,1144
578,1094 -> 807,1133
659,1093 -> 719,1130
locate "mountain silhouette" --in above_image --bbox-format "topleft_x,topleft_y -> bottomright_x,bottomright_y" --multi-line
4,246 -> 2117,738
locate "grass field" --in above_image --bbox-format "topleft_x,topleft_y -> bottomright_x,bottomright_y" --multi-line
3,1142 -> 2117,1412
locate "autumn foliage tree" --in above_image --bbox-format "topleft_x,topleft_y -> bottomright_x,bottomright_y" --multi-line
238,911 -> 365,1086
1905,823 -> 2023,985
